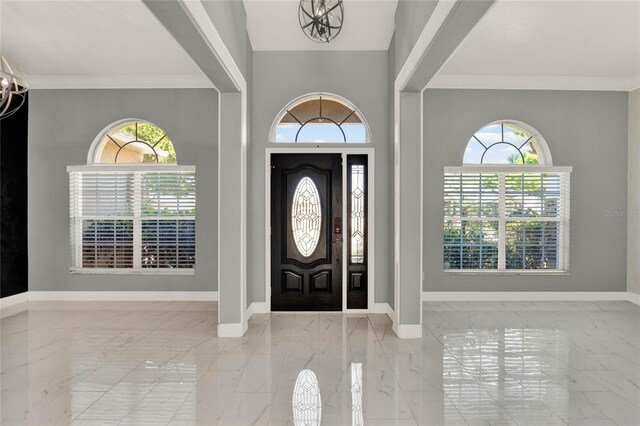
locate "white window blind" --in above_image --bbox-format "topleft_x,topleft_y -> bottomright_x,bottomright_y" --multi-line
68,166 -> 196,273
444,166 -> 571,272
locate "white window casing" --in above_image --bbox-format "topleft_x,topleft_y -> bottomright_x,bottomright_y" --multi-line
443,165 -> 572,274
68,165 -> 196,275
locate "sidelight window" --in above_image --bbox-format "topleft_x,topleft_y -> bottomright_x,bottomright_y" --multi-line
350,164 -> 366,263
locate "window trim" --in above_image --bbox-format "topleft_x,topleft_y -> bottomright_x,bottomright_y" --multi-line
269,92 -> 372,144
67,164 -> 196,275
70,268 -> 194,276
463,120 -> 553,166
443,165 -> 572,274
87,118 -> 177,165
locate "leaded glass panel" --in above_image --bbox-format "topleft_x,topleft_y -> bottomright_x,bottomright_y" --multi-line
350,164 -> 365,263
291,177 -> 322,257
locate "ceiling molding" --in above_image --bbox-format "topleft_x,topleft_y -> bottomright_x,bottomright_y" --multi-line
427,74 -> 640,92
26,74 -> 214,90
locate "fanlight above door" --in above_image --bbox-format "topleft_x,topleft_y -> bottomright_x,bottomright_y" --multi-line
291,177 -> 322,257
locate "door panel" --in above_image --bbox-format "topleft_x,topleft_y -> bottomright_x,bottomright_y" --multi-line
271,154 -> 342,311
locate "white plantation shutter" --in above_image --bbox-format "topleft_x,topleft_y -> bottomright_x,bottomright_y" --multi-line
444,173 -> 500,269
68,166 -> 196,273
444,166 -> 571,272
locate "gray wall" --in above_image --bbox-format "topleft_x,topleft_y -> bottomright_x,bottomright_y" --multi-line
423,89 -> 628,292
628,88 -> 640,296
249,51 -> 392,305
28,89 -> 219,292
202,0 -> 250,79
392,0 -> 437,77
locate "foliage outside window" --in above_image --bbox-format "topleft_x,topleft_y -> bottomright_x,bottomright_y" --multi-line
93,121 -> 177,164
70,120 -> 195,274
445,121 -> 570,273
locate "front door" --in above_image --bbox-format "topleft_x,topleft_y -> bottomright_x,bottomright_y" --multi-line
271,154 -> 342,311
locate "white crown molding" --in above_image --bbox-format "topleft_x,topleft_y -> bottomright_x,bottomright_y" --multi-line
427,74 -> 640,92
629,73 -> 640,91
422,291 -> 638,304
26,74 -> 214,89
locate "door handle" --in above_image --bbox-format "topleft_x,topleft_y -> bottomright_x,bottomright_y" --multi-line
332,217 -> 343,245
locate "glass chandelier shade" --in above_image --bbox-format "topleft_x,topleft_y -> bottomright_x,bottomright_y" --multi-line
298,0 -> 344,43
0,55 -> 29,120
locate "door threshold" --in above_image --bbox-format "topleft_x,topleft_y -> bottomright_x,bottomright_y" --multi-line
271,311 -> 346,315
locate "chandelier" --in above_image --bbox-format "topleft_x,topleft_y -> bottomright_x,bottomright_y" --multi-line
298,0 -> 344,43
0,55 -> 29,120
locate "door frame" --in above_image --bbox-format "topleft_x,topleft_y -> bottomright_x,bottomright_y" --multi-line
265,147 -> 375,313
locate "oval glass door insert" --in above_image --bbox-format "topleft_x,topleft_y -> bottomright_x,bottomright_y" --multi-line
292,177 -> 322,257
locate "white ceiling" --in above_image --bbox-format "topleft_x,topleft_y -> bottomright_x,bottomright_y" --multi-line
244,0 -> 398,51
4,0 -> 638,91
0,0 -> 211,88
431,0 -> 640,91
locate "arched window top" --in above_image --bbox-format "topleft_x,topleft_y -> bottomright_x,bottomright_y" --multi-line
88,119 -> 177,164
464,120 -> 552,165
270,93 -> 370,143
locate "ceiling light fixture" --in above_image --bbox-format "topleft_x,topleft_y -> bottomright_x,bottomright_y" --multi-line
0,55 -> 29,120
299,0 -> 344,43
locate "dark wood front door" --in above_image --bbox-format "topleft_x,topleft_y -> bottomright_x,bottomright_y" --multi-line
271,154 -> 342,311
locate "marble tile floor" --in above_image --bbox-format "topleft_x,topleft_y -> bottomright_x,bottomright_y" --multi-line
1,300 -> 638,425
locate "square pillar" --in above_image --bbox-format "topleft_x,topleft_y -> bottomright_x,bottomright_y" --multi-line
394,91 -> 423,338
218,92 -> 246,336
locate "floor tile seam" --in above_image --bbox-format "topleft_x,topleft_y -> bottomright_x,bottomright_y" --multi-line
228,315 -> 270,394
565,391 -> 630,425
367,314 -> 420,424
587,383 -> 640,409
167,387 -> 200,424
508,370 -> 622,424
71,357 -> 161,421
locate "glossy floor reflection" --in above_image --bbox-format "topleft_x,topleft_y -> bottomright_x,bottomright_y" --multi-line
1,301 -> 638,425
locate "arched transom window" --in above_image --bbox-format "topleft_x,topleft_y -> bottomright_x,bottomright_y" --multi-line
271,94 -> 369,143
91,120 -> 177,164
69,119 -> 196,274
464,121 -> 551,165
444,120 -> 571,273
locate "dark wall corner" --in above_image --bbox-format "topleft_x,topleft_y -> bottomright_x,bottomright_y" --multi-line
1,94 -> 28,298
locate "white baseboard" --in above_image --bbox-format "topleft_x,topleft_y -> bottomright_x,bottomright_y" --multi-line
370,302 -> 391,314
422,291 -> 636,303
248,302 -> 269,314
627,292 -> 640,305
0,292 -> 29,318
28,291 -> 219,302
0,292 -> 28,308
217,322 -> 245,338
393,323 -> 422,339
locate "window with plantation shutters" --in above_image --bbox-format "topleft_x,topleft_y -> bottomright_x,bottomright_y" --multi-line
68,166 -> 196,273
447,120 -> 572,273
444,166 -> 571,272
